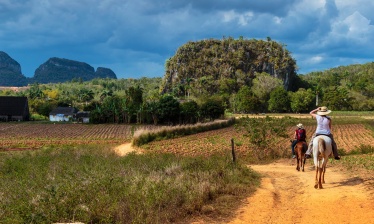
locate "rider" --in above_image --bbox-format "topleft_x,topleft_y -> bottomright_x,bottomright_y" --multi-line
291,123 -> 306,159
305,106 -> 340,160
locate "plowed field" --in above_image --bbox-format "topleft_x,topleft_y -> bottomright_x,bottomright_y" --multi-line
1,122 -> 373,154
0,123 -> 158,150
145,124 -> 374,156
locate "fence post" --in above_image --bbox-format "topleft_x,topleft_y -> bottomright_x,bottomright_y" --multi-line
231,138 -> 236,163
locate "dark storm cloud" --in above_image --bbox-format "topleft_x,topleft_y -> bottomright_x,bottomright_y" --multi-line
0,0 -> 373,78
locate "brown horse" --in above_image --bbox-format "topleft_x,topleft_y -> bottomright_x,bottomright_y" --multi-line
294,141 -> 307,172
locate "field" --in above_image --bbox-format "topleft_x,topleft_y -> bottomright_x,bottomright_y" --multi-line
143,123 -> 374,157
0,123 -> 159,150
1,116 -> 373,223
1,119 -> 373,156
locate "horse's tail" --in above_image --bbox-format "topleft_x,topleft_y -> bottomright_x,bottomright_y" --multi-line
318,138 -> 326,155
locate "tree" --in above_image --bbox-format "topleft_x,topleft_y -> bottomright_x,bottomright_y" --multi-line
236,116 -> 291,160
125,86 -> 143,123
180,100 -> 199,124
77,88 -> 94,102
200,97 -> 225,121
35,100 -> 57,118
322,86 -> 352,110
290,88 -> 315,113
252,72 -> 283,104
157,95 -> 180,125
268,86 -> 290,112
235,86 -> 261,113
27,83 -> 44,99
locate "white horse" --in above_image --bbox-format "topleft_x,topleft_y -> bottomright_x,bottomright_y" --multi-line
312,135 -> 333,189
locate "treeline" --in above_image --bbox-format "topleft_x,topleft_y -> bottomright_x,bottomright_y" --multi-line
1,77 -> 225,124
0,62 -> 373,125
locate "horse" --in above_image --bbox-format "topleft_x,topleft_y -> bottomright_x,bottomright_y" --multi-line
294,141 -> 307,172
312,135 -> 333,189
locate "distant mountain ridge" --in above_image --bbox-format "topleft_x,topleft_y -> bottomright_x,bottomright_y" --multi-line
0,51 -> 27,86
0,51 -> 117,86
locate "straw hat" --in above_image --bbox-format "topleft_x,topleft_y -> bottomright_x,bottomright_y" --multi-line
296,123 -> 304,129
316,106 -> 332,115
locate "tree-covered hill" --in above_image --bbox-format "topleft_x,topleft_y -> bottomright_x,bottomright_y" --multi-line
301,62 -> 374,110
161,37 -> 297,96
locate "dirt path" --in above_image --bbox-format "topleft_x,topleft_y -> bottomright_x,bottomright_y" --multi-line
113,142 -> 139,156
112,143 -> 373,224
228,159 -> 374,224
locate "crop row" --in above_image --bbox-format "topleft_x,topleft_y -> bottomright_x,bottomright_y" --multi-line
144,124 -> 374,157
0,123 -> 162,149
1,123 -> 373,154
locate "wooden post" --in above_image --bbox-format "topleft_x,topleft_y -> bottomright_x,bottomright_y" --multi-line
231,138 -> 236,163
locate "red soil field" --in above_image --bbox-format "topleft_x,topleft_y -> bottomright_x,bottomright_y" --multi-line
1,122 -> 373,155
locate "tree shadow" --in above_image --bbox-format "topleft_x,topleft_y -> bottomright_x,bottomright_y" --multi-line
335,176 -> 365,187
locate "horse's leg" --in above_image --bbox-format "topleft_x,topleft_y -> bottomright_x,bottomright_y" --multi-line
322,158 -> 328,184
295,146 -> 300,171
296,156 -> 300,171
322,166 -> 326,184
314,165 -> 319,189
302,143 -> 307,172
302,155 -> 306,172
318,167 -> 323,189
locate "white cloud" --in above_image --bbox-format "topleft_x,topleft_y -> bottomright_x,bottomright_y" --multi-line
221,10 -> 253,26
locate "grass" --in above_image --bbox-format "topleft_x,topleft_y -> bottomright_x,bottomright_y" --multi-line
339,153 -> 374,170
338,144 -> 374,170
132,118 -> 235,146
0,145 -> 260,224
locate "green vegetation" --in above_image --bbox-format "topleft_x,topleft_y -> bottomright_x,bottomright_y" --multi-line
339,153 -> 374,171
235,116 -> 293,161
133,118 -> 235,146
1,38 -> 373,126
162,37 -> 297,96
0,145 -> 260,223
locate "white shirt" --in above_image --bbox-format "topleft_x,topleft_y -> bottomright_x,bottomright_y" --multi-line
315,115 -> 331,135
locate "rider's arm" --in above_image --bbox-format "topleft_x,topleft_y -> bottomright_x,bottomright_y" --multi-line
329,119 -> 332,131
310,107 -> 320,118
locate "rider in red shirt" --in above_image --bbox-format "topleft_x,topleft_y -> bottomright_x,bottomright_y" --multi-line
291,123 -> 306,159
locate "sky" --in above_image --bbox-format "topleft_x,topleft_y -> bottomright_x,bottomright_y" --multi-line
1,0 -> 374,79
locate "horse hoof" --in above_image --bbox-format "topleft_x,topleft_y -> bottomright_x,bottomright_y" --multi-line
314,184 -> 318,189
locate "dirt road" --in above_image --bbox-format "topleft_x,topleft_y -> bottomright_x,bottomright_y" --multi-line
228,159 -> 374,224
113,144 -> 373,224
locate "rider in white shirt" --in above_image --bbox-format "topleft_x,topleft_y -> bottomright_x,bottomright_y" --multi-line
305,106 -> 340,160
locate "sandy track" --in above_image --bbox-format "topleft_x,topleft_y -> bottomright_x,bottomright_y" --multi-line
113,142 -> 140,156
228,159 -> 374,224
